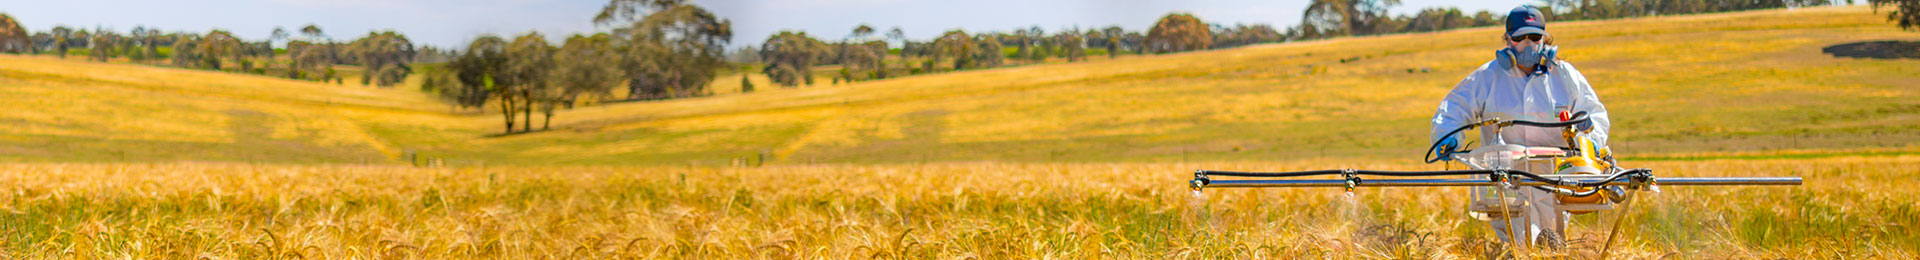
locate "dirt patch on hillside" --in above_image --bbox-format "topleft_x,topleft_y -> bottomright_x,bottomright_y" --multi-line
1822,40 -> 1920,59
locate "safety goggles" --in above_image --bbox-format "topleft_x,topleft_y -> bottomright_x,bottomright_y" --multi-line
1509,34 -> 1543,43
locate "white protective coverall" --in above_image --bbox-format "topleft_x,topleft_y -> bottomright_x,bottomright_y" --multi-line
1429,51 -> 1611,246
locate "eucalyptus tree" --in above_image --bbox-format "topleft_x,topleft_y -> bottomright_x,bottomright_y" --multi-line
50,26 -> 72,58
758,31 -> 826,87
452,35 -> 513,133
348,31 -> 416,87
933,30 -> 974,70
0,13 -> 30,53
199,30 -> 242,70
545,33 -> 624,129
595,0 -> 733,100
505,32 -> 553,131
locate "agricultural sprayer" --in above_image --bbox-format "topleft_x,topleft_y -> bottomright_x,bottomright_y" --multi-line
1186,111 -> 1801,256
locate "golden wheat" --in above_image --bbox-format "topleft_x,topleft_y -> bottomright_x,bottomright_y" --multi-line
0,156 -> 1912,258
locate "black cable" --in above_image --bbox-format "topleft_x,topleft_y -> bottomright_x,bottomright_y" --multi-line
1198,167 -> 1653,188
1424,122 -> 1480,164
1506,111 -> 1589,128
1422,111 -> 1592,164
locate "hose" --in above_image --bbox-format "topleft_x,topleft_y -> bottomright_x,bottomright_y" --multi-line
1198,167 -> 1649,188
1423,111 -> 1590,164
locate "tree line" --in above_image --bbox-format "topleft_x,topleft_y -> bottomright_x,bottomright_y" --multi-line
0,15 -> 421,88
746,0 -> 1879,88
1289,0 -> 1851,41
746,16 -> 1287,88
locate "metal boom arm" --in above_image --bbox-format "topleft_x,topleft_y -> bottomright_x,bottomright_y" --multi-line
1188,169 -> 1801,191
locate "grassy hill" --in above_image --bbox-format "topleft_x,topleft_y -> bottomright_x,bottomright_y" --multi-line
2,6 -> 1917,166
3,6 -> 1918,258
486,5 -> 1920,165
0,55 -> 479,163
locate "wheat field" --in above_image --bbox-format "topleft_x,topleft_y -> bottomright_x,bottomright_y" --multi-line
1,158 -> 1914,258
1,4 -> 1918,259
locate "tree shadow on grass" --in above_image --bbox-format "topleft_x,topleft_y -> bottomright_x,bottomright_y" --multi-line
1822,41 -> 1920,59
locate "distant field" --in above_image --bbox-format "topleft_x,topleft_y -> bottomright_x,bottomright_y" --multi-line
1,157 -> 1912,258
3,6 -> 1915,165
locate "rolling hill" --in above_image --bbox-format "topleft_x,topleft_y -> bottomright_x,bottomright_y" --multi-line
2,5 -> 1916,165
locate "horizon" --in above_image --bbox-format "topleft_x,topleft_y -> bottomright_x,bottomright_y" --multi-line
8,0 -> 1547,49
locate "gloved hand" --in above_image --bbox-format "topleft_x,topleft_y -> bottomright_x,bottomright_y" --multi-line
1561,110 -> 1593,132
1433,136 -> 1462,161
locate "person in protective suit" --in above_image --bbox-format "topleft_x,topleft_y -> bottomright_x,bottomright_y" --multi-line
1427,6 -> 1611,248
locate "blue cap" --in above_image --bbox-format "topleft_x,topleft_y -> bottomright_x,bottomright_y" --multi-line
1506,6 -> 1546,37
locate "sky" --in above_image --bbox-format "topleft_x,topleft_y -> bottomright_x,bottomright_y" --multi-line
4,0 -> 1541,49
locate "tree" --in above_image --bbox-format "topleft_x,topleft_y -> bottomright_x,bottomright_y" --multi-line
842,24 -> 890,81
886,26 -> 906,55
348,31 -> 416,87
270,27 -> 289,46
1021,25 -> 1046,61
170,33 -> 199,67
267,26 -> 288,62
505,32 -> 553,132
71,29 -> 90,49
0,13 -> 29,53
30,32 -> 48,54
758,31 -> 825,87
199,30 -> 242,70
429,40 -> 490,112
51,26 -> 72,58
89,28 -> 115,62
851,24 -> 875,40
1056,28 -> 1085,62
454,35 -> 513,133
1101,26 -> 1125,58
1872,0 -> 1920,31
1146,13 -> 1212,53
300,24 -> 325,41
548,33 -> 624,128
285,40 -> 335,81
933,30 -> 975,70
129,26 -> 158,61
596,0 -> 734,100
972,34 -> 1003,67
1122,31 -> 1146,54
858,40 -> 889,79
